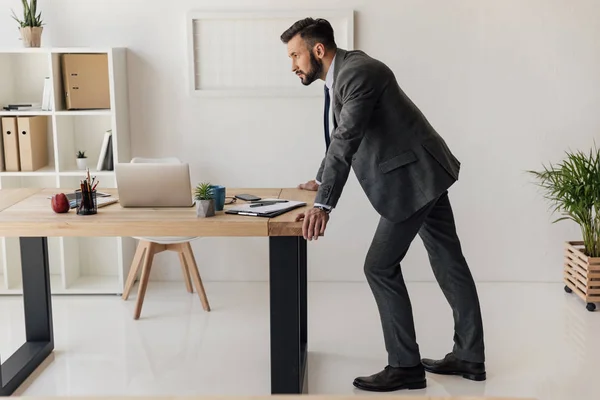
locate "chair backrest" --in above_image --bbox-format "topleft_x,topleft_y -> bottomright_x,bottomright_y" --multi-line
131,157 -> 181,164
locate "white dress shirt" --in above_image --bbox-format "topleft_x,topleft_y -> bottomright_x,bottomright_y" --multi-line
314,55 -> 336,211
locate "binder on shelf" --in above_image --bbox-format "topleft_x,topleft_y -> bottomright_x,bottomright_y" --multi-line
17,116 -> 48,172
61,53 -> 110,110
1,117 -> 20,171
0,119 -> 4,171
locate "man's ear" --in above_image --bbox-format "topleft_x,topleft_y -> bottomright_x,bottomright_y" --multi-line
313,43 -> 325,59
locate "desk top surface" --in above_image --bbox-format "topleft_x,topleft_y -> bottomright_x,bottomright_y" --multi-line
7,396 -> 536,400
0,187 -> 315,237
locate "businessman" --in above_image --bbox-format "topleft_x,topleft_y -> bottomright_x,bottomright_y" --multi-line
280,18 -> 486,392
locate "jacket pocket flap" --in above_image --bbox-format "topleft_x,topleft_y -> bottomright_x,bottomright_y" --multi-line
379,150 -> 417,173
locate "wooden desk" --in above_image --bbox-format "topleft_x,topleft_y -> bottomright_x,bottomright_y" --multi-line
6,397 -> 539,400
0,188 -> 314,396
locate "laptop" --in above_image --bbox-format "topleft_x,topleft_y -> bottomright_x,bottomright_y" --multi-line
115,163 -> 194,207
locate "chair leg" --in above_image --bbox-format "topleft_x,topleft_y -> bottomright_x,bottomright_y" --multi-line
134,242 -> 156,320
123,241 -> 148,300
182,242 -> 210,311
178,249 -> 193,293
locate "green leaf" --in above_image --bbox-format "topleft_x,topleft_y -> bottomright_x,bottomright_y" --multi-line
194,182 -> 213,200
529,143 -> 600,256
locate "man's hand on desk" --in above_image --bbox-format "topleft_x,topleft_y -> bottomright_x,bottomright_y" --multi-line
298,179 -> 319,191
295,207 -> 329,241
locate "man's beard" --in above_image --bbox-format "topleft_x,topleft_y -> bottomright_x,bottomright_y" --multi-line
300,52 -> 323,86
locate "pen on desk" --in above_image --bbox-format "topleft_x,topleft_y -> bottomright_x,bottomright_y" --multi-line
250,200 -> 288,207
239,212 -> 258,216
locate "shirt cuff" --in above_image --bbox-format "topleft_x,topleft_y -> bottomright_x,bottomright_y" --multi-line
315,180 -> 321,185
314,202 -> 332,210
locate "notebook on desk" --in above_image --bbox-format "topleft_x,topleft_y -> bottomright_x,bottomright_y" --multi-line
225,199 -> 306,218
66,193 -> 118,209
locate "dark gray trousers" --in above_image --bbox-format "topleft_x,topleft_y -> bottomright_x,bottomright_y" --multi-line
364,190 -> 485,367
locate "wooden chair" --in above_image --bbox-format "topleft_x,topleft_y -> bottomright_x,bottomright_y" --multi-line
121,157 -> 210,319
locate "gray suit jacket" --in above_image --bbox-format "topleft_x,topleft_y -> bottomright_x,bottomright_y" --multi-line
315,48 -> 461,223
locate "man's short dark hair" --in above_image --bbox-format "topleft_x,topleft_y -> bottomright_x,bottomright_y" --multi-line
280,18 -> 337,51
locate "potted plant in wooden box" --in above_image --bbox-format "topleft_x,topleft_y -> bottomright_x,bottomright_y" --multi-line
195,182 -> 215,218
529,146 -> 600,311
11,0 -> 44,48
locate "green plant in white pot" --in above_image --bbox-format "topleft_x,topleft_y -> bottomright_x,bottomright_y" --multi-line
529,145 -> 600,311
11,0 -> 44,48
76,150 -> 87,170
195,182 -> 215,218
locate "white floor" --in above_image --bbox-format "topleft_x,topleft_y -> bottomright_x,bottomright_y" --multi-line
1,281 -> 598,399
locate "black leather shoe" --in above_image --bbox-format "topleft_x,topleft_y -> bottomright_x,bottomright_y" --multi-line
421,352 -> 486,381
353,365 -> 426,392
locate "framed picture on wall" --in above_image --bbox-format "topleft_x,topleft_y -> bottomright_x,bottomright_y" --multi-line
186,9 -> 354,98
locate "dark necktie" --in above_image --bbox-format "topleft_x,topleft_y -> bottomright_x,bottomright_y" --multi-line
323,84 -> 331,151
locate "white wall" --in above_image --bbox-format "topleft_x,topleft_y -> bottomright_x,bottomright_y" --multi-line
0,0 -> 597,283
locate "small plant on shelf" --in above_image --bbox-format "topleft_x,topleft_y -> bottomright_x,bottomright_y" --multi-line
194,182 -> 215,218
11,0 -> 44,48
76,150 -> 87,170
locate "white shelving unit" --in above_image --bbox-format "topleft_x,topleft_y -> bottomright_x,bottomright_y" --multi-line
0,47 -> 136,295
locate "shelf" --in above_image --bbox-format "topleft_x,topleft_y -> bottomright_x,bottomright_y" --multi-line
55,114 -> 112,172
0,110 -> 52,116
0,110 -> 111,116
0,165 -> 57,177
54,110 -> 111,116
0,114 -> 56,175
0,175 -> 57,189
61,236 -> 122,294
59,169 -> 114,177
59,275 -> 121,294
0,274 -> 123,294
0,237 -> 62,294
0,274 -> 63,295
0,52 -> 51,108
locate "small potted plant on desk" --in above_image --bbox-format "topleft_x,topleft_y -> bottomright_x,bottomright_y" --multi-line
11,0 -> 44,48
529,145 -> 600,311
76,150 -> 87,170
195,182 -> 215,218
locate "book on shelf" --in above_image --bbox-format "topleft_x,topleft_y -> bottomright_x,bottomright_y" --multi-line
2,102 -> 42,111
96,130 -> 114,171
41,77 -> 53,111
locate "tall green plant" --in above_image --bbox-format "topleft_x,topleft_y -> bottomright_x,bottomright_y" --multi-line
529,145 -> 600,257
11,0 -> 44,28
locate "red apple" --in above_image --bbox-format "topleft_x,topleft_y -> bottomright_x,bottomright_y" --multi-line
51,193 -> 70,213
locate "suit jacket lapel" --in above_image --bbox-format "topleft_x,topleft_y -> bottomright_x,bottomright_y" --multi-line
332,48 -> 347,128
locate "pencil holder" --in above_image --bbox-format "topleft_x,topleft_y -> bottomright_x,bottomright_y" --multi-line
76,189 -> 97,215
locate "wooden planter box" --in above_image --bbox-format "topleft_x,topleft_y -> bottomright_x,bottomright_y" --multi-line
564,241 -> 600,311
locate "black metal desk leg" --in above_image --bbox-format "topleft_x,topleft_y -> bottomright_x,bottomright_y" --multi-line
0,237 -> 54,396
269,236 -> 308,394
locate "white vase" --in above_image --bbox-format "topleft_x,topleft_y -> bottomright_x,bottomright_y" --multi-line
76,158 -> 87,170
